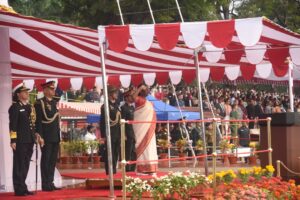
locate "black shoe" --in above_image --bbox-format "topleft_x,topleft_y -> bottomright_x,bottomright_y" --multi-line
26,191 -> 35,195
42,186 -> 54,191
51,185 -> 61,190
15,192 -> 27,196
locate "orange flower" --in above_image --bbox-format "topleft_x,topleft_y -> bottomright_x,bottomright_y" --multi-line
274,191 -> 281,198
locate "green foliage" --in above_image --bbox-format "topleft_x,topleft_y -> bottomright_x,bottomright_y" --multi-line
8,0 -> 300,32
63,141 -> 87,156
235,0 -> 300,33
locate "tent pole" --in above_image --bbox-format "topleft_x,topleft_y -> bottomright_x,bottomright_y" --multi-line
147,0 -> 156,24
170,83 -> 196,162
288,58 -> 294,112
167,122 -> 171,168
193,50 -> 209,176
174,0 -> 184,22
116,0 -> 125,25
99,40 -> 115,199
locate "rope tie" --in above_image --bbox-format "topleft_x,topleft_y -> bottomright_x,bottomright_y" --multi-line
279,161 -> 300,176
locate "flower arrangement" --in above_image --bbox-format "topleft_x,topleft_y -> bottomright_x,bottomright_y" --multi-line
175,138 -> 187,153
126,177 -> 152,200
228,143 -> 237,154
216,185 -> 269,199
208,170 -> 237,184
127,171 -> 207,200
219,139 -> 231,153
125,165 -> 300,200
157,139 -> 170,154
265,165 -> 275,178
249,141 -> 260,156
195,139 -> 204,151
237,168 -> 252,183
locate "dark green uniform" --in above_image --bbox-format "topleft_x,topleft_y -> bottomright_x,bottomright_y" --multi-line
121,103 -> 136,172
9,101 -> 35,195
100,100 -> 121,175
34,97 -> 60,191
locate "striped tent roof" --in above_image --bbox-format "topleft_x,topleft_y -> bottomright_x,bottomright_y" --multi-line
1,10 -> 300,90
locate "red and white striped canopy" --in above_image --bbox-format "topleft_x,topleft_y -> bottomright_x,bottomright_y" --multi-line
1,10 -> 300,90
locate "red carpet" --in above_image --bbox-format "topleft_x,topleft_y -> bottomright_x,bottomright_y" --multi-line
0,188 -> 123,200
61,171 -> 168,180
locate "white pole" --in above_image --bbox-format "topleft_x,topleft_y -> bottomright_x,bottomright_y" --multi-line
98,40 -> 115,198
167,122 -> 171,168
0,27 -> 14,191
174,0 -> 184,22
116,0 -> 125,25
194,50 -> 209,176
288,59 -> 294,112
147,0 -> 156,24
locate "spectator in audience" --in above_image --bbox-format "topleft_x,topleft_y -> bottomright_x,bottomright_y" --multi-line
264,100 -> 273,114
84,125 -> 97,155
246,98 -> 256,129
273,101 -> 282,113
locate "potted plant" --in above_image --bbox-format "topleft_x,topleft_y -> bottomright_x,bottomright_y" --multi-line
70,141 -> 82,165
219,139 -> 231,154
89,140 -> 100,164
175,139 -> 187,158
228,143 -> 238,164
79,141 -> 89,165
248,142 -> 259,165
195,139 -> 204,161
157,139 -> 170,159
60,142 -> 70,164
219,139 -> 231,165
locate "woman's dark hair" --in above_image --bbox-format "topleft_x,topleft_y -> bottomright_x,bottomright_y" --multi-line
87,125 -> 94,132
138,84 -> 148,97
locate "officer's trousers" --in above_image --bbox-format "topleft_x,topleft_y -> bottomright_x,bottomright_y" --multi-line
13,142 -> 34,194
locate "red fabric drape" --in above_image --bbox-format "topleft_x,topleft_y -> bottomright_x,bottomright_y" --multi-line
207,20 -> 235,48
273,64 -> 289,77
34,79 -> 46,91
156,72 -> 169,85
83,77 -> 96,90
12,80 -> 23,89
131,74 -> 144,87
182,69 -> 196,84
210,67 -> 225,81
240,64 -> 256,80
267,46 -> 289,77
224,43 -> 244,64
107,75 -> 121,87
58,78 -> 71,90
267,46 -> 289,66
155,23 -> 180,51
105,25 -> 129,53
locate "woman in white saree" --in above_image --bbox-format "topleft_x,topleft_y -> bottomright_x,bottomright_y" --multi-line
132,85 -> 158,174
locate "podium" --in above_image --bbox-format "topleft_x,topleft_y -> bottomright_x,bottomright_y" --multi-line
259,112 -> 300,183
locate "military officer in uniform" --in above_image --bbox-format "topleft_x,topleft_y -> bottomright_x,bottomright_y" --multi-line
34,81 -> 61,191
100,85 -> 121,175
9,86 -> 35,196
121,89 -> 136,172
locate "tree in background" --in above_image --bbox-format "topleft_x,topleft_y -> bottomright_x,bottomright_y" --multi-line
8,0 -> 300,33
235,0 -> 300,33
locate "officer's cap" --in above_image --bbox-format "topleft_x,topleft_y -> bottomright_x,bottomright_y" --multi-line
41,81 -> 55,89
14,85 -> 30,94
